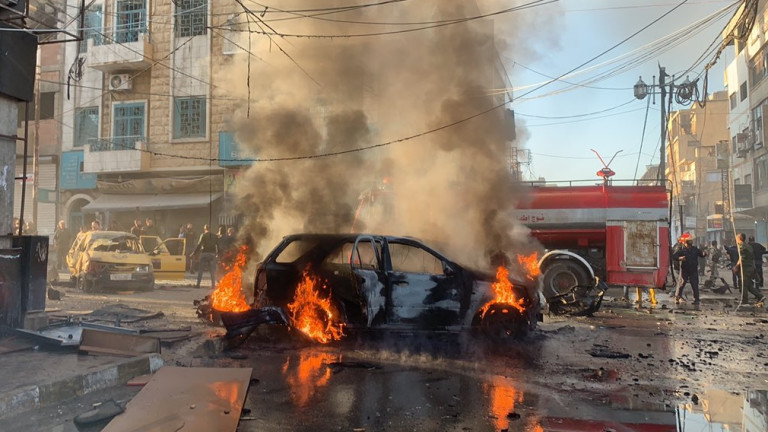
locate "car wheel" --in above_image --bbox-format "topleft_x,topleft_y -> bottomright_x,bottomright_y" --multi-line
77,276 -> 95,293
478,304 -> 529,341
541,260 -> 590,298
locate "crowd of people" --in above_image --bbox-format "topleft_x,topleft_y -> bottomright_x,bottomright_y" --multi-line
671,232 -> 767,307
46,217 -> 240,289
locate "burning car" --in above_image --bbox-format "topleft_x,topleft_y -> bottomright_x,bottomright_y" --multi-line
240,234 -> 541,343
66,231 -> 155,292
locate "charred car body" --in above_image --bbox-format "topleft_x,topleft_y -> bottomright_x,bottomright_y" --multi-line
249,234 -> 541,340
67,231 -> 155,292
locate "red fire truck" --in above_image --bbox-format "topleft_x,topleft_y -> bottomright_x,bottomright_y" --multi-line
515,182 -> 670,314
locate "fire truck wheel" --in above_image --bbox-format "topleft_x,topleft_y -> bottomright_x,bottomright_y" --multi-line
542,261 -> 590,298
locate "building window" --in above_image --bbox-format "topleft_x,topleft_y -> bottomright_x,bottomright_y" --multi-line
740,81 -> 748,102
74,107 -> 99,148
749,46 -> 768,87
175,0 -> 207,38
754,103 -> 765,147
79,5 -> 103,53
173,97 -> 206,139
730,92 -> 737,109
756,157 -> 768,190
115,0 -> 147,43
221,14 -> 241,54
40,92 -> 55,120
111,102 -> 145,151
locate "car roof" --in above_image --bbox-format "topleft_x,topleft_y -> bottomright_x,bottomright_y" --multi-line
282,233 -> 426,244
84,231 -> 139,240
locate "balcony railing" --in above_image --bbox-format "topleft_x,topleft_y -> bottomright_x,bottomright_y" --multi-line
89,136 -> 146,152
86,27 -> 152,72
83,137 -> 150,173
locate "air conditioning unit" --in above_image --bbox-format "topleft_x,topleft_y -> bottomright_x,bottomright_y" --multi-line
736,146 -> 748,158
109,74 -> 132,91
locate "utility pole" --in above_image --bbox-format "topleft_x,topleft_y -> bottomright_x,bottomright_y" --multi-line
658,67 -> 667,184
32,56 -> 40,231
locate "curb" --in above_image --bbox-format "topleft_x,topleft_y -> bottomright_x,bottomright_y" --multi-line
0,353 -> 163,419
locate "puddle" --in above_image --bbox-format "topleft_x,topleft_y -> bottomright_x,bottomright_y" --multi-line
677,389 -> 768,431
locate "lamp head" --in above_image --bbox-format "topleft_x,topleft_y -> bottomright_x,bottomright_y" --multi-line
634,76 -> 648,100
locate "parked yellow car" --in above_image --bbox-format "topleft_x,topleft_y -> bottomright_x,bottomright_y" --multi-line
140,236 -> 186,280
67,231 -> 154,292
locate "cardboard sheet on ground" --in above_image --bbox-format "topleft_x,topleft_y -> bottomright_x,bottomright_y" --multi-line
103,366 -> 252,432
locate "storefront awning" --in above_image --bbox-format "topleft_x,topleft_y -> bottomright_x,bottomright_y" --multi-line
82,192 -> 223,212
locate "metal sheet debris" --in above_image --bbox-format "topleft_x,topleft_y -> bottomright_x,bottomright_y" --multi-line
16,324 -> 84,346
0,336 -> 36,354
79,329 -> 160,357
103,367 -> 253,432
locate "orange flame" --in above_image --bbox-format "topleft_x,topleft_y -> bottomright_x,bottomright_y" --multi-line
480,266 -> 526,317
517,252 -> 540,281
282,351 -> 340,407
211,245 -> 251,313
287,269 -> 345,343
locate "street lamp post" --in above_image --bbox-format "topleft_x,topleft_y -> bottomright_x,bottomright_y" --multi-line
634,65 -> 700,236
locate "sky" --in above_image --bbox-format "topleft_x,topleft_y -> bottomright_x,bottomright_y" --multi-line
491,0 -> 738,182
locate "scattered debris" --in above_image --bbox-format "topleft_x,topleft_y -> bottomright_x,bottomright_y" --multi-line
0,336 -> 36,355
328,361 -> 383,373
74,399 -> 124,432
87,304 -> 164,324
587,345 -> 631,359
79,329 -> 160,357
126,374 -> 152,387
47,287 -> 62,301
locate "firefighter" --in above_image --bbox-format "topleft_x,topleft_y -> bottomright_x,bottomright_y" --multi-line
735,233 -> 766,306
672,234 -> 706,305
633,286 -> 657,306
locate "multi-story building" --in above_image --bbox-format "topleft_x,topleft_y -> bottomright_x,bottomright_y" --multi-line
13,41 -> 63,237
665,91 -> 731,244
56,0 -> 513,240
58,0 -> 248,238
723,0 -> 768,243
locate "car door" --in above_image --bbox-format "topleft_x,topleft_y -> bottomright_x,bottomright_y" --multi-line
141,236 -> 186,280
66,232 -> 88,275
349,236 -> 387,327
384,239 -> 464,328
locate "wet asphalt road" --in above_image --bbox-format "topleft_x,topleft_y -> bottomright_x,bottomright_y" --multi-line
4,279 -> 768,431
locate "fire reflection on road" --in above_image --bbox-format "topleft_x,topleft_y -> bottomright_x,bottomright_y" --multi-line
485,375 -> 543,431
281,350 -> 341,407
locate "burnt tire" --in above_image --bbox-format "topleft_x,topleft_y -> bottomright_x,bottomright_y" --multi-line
477,304 -> 529,341
542,260 -> 590,298
77,276 -> 95,293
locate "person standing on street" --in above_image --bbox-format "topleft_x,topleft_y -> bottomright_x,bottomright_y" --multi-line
53,220 -> 73,271
191,224 -> 217,289
736,233 -> 765,306
698,243 -> 707,277
672,235 -> 706,306
726,242 -> 741,290
708,240 -> 721,278
749,236 -> 767,288
130,219 -> 143,237
143,218 -> 159,237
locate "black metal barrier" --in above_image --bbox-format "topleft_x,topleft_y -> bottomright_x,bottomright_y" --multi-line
0,247 -> 22,328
